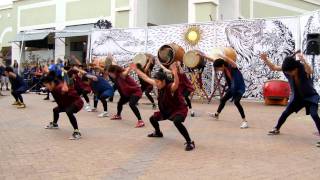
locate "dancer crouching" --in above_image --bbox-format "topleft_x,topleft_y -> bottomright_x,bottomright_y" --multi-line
4,67 -> 28,108
207,55 -> 248,129
132,62 -> 195,151
42,72 -> 83,140
107,65 -> 145,128
261,52 -> 320,147
73,66 -> 114,118
156,59 -> 195,117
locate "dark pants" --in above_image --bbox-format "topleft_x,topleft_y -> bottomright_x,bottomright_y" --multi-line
93,91 -> 111,111
150,115 -> 191,142
53,105 -> 79,130
183,90 -> 192,109
275,101 -> 320,133
217,91 -> 245,119
11,87 -> 27,103
117,96 -> 142,120
143,88 -> 155,105
77,89 -> 90,103
109,84 -> 117,102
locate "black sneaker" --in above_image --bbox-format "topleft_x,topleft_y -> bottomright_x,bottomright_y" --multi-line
45,122 -> 59,129
147,131 -> 163,138
185,141 -> 195,151
268,128 -> 280,135
69,131 -> 81,140
190,111 -> 195,117
316,142 -> 320,147
43,97 -> 50,100
152,104 -> 157,110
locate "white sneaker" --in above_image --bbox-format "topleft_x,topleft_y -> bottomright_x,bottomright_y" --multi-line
88,108 -> 97,112
240,121 -> 249,129
84,104 -> 92,112
98,111 -> 109,118
208,112 -> 219,120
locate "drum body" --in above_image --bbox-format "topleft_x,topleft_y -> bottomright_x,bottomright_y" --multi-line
183,50 -> 206,69
133,53 -> 148,67
210,47 -> 237,62
158,43 -> 185,66
263,79 -> 291,105
133,53 -> 155,70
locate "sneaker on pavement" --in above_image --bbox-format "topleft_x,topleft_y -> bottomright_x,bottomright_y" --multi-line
45,122 -> 59,129
185,141 -> 195,151
88,108 -> 97,112
147,131 -> 163,138
69,130 -> 81,140
268,128 -> 280,135
43,97 -> 50,100
17,103 -> 26,109
316,142 -> 320,147
135,120 -> 145,128
84,104 -> 91,111
12,101 -> 21,106
208,112 -> 219,120
240,121 -> 249,129
190,111 -> 195,117
152,104 -> 157,110
98,111 -> 109,118
110,115 -> 122,120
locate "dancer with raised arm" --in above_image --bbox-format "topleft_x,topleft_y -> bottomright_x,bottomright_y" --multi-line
207,54 -> 248,129
73,66 -> 114,118
261,52 -> 320,147
132,62 -> 195,151
137,57 -> 157,109
107,65 -> 145,128
156,59 -> 195,117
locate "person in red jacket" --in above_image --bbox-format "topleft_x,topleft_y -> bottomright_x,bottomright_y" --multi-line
132,62 -> 195,151
42,73 -> 84,140
156,60 -> 195,117
107,65 -> 145,128
68,69 -> 92,111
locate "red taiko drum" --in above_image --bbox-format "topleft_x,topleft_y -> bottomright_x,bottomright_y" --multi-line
263,80 -> 290,105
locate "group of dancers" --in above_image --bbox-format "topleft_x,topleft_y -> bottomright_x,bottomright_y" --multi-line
1,49 -> 320,150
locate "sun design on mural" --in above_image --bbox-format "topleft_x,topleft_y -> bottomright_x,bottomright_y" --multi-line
184,26 -> 202,47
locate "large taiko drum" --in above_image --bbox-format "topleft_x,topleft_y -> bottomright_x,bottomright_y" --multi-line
183,50 -> 206,70
158,43 -> 185,66
133,53 -> 154,69
210,47 -> 237,61
263,79 -> 290,106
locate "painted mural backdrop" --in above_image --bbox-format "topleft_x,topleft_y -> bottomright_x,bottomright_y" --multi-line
91,11 -> 320,99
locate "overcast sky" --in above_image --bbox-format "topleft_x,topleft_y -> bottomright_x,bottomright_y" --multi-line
0,0 -> 12,6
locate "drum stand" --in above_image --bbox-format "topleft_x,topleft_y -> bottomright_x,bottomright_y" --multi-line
207,72 -> 227,102
188,69 -> 209,103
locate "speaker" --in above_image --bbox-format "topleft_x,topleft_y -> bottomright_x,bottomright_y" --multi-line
306,33 -> 320,55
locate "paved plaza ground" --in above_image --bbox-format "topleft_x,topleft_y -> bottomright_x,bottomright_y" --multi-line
0,92 -> 320,180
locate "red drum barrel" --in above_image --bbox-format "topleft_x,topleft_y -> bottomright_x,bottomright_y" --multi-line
263,79 -> 290,106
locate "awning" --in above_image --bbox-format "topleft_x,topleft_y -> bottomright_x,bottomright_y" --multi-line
55,24 -> 94,38
13,32 -> 50,42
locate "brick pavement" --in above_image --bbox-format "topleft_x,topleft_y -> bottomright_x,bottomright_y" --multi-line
0,92 -> 319,180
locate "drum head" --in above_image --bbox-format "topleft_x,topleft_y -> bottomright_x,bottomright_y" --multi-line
210,48 -> 224,60
158,45 -> 174,65
133,53 -> 147,67
183,51 -> 200,68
